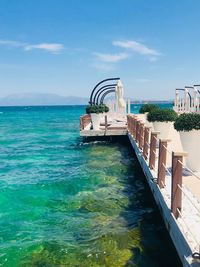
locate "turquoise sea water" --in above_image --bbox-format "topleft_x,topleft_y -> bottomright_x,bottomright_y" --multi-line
0,104 -> 180,267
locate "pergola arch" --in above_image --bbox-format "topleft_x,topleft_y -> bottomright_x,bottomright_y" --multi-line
100,89 -> 116,104
95,86 -> 116,105
176,88 -> 192,106
93,84 -> 117,105
89,77 -> 120,105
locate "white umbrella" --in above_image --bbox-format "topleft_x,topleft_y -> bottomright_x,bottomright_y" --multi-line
116,80 -> 126,109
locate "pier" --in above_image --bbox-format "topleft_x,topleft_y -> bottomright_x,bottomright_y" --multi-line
80,114 -> 127,137
80,79 -> 200,267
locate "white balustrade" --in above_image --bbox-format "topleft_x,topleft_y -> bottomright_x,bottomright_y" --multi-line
174,87 -> 200,114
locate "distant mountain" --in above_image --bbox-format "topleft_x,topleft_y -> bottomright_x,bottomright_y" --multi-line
0,93 -> 88,106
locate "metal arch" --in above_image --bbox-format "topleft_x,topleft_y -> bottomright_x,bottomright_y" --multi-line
96,86 -> 116,105
194,85 -> 200,95
176,88 -> 192,106
89,77 -> 120,105
100,89 -> 116,104
93,83 -> 117,104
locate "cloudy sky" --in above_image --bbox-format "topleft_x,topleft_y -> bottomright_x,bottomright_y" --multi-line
0,0 -> 200,100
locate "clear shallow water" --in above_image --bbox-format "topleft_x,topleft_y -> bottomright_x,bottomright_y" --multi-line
0,104 -> 180,267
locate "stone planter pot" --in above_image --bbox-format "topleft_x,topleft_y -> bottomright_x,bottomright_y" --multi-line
180,130 -> 200,172
153,121 -> 173,139
90,113 -> 101,130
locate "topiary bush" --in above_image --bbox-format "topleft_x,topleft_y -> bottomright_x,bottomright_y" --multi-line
174,113 -> 200,132
147,108 -> 178,122
139,103 -> 160,114
101,104 -> 109,113
86,104 -> 109,114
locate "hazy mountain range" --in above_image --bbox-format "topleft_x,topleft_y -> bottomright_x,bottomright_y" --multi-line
0,93 -> 89,106
0,93 -> 172,106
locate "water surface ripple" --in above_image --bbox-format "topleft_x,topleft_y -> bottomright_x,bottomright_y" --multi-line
0,105 -> 181,267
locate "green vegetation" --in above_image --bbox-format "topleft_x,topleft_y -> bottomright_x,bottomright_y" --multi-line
174,113 -> 200,131
86,104 -> 109,114
147,108 -> 177,122
27,228 -> 142,267
139,104 -> 160,114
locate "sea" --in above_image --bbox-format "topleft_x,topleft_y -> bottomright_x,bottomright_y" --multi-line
0,103 -> 181,267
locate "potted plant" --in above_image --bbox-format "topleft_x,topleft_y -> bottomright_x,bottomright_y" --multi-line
139,104 -> 160,128
147,108 -> 178,139
174,113 -> 200,171
139,103 -> 160,114
86,104 -> 109,130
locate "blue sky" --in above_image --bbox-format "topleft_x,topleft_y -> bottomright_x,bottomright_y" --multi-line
0,0 -> 200,100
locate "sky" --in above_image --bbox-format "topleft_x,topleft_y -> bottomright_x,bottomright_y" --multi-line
0,0 -> 200,100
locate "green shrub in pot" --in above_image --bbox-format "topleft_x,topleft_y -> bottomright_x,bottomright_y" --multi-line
147,109 -> 178,139
86,104 -> 109,114
174,113 -> 200,132
174,113 -> 200,172
85,104 -> 109,130
147,108 -> 178,122
139,103 -> 160,114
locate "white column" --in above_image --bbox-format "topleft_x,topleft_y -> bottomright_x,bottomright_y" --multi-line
175,90 -> 179,112
115,89 -> 118,113
127,98 -> 131,114
184,89 -> 189,112
193,87 -> 198,112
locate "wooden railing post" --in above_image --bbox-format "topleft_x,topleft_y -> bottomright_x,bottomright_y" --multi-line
157,139 -> 169,188
139,123 -> 144,150
132,117 -> 136,138
127,115 -> 132,135
149,131 -> 159,170
143,127 -> 150,160
80,116 -> 83,131
171,152 -> 187,219
105,115 -> 108,130
80,114 -> 91,130
131,116 -> 134,136
135,121 -> 140,143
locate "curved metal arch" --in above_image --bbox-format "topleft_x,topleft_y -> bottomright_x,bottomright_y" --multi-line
89,77 -> 120,105
93,83 -> 117,104
176,88 -> 192,106
194,85 -> 200,95
100,89 -> 116,104
96,86 -> 116,105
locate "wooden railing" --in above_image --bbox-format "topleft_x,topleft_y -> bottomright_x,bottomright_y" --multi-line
80,114 -> 91,130
127,114 -> 187,219
127,114 -> 200,255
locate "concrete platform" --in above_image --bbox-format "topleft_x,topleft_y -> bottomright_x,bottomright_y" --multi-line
80,118 -> 128,137
80,129 -> 127,137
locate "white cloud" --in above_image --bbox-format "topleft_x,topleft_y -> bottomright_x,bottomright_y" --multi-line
0,40 -> 25,47
92,62 -> 115,71
93,52 -> 129,63
24,43 -> 64,54
113,40 -> 161,57
0,39 -> 64,54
